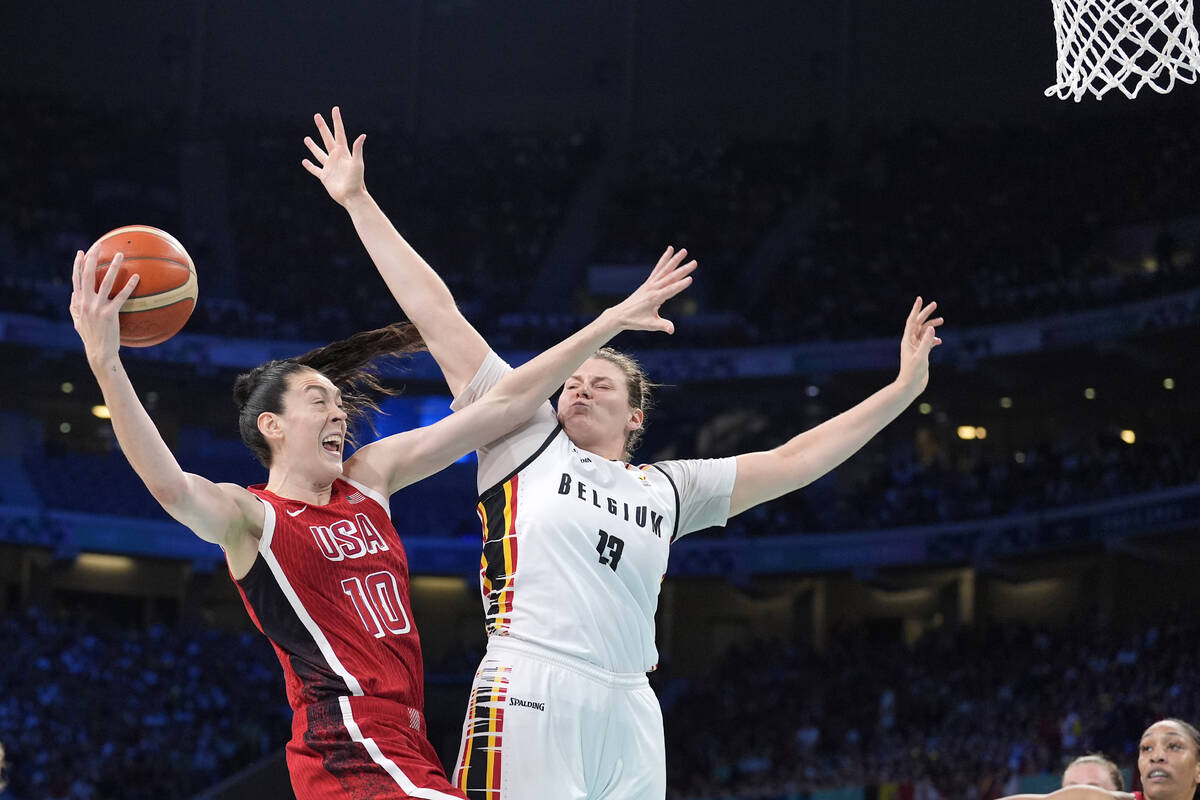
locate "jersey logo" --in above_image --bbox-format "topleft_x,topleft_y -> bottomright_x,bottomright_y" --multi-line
508,696 -> 546,711
309,513 -> 391,561
286,506 -> 307,517
345,491 -> 366,504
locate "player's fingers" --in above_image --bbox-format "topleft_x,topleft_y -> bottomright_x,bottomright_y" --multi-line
303,136 -> 328,164
332,106 -> 347,143
928,316 -> 945,328
98,252 -> 123,300
916,299 -> 938,324
658,259 -> 697,289
657,274 -> 694,301
301,159 -> 321,177
664,247 -> 688,274
115,272 -> 141,303
918,325 -> 938,354
352,133 -> 366,160
314,112 -> 335,150
650,246 -> 675,277
72,251 -> 83,293
902,296 -> 921,326
81,247 -> 100,295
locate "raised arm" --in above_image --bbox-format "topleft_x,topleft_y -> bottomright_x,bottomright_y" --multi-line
347,250 -> 697,494
303,106 -> 487,396
70,250 -> 262,552
728,298 -> 943,517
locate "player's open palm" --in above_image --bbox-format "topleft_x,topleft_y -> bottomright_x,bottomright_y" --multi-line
302,105 -> 366,207
607,246 -> 698,335
70,249 -> 139,365
896,297 -> 943,396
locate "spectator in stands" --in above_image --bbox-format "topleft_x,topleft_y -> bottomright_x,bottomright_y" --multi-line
1064,755 -> 1125,791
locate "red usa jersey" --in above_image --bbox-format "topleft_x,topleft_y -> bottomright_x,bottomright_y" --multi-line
236,478 -> 425,713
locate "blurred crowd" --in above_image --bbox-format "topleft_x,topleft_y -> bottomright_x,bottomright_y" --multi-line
663,616 -> 1196,799
2,602 -> 1191,799
0,605 -> 290,799
3,95 -> 1199,348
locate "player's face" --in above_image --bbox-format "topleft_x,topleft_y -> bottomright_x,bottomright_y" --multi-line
556,357 -> 642,459
272,369 -> 347,478
1062,762 -> 1118,791
1138,721 -> 1200,799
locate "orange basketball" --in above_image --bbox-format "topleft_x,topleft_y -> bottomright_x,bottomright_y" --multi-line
87,225 -> 198,347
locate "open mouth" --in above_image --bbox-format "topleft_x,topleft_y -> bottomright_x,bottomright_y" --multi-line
321,434 -> 343,455
1147,769 -> 1171,780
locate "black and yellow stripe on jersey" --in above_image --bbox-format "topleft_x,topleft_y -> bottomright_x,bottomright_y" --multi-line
478,475 -> 519,635
476,424 -> 561,636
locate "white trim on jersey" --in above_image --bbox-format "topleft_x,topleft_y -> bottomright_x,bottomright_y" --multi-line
345,476 -> 392,520
337,696 -> 464,800
256,497 -> 366,696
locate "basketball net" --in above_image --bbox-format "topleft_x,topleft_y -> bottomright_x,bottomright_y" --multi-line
1046,0 -> 1200,99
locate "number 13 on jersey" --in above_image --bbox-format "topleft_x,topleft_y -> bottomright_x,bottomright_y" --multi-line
596,529 -> 624,571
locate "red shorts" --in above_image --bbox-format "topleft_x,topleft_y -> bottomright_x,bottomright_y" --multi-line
288,696 -> 466,800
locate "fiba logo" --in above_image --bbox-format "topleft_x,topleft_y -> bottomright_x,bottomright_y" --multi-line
309,513 -> 391,561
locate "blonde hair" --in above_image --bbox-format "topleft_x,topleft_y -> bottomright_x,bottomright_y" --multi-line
1063,754 -> 1123,791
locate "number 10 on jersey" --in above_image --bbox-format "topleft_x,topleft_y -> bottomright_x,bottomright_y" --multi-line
342,570 -> 412,638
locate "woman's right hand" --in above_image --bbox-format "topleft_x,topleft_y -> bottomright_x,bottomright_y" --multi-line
604,246 -> 698,334
302,105 -> 368,208
70,249 -> 139,368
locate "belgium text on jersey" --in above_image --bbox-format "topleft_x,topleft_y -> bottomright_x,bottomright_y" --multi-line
556,473 -> 665,537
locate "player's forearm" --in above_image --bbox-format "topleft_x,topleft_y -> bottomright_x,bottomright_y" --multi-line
342,190 -> 487,393
779,380 -> 916,485
89,355 -> 190,505
477,308 -> 623,428
343,191 -> 456,324
731,380 -> 916,515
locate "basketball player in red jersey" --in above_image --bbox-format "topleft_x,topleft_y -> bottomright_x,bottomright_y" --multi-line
68,241 -> 694,799
1000,720 -> 1200,800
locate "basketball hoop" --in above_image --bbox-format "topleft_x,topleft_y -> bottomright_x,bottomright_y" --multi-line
1046,0 -> 1200,100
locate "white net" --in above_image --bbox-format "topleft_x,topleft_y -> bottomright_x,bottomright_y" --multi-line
1046,0 -> 1200,100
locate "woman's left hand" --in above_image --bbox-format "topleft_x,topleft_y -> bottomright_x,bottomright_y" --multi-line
896,297 -> 943,397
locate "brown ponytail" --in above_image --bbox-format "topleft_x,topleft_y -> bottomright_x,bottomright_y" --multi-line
233,322 -> 426,467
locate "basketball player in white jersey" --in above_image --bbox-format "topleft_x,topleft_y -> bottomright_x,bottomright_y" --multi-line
305,107 -> 943,799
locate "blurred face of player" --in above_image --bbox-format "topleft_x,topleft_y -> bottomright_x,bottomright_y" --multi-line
556,357 -> 642,461
262,369 -> 347,482
1138,720 -> 1200,800
1062,761 -> 1118,791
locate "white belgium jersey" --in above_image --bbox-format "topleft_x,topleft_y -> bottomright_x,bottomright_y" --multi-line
451,351 -> 736,673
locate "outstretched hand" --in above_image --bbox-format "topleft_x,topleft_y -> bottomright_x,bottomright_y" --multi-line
605,246 -> 697,334
70,249 -> 140,366
897,297 -> 943,396
302,106 -> 367,207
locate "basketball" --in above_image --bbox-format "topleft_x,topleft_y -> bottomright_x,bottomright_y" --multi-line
87,225 -> 198,348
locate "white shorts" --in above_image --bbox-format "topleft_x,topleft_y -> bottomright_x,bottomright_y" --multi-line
451,636 -> 665,800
